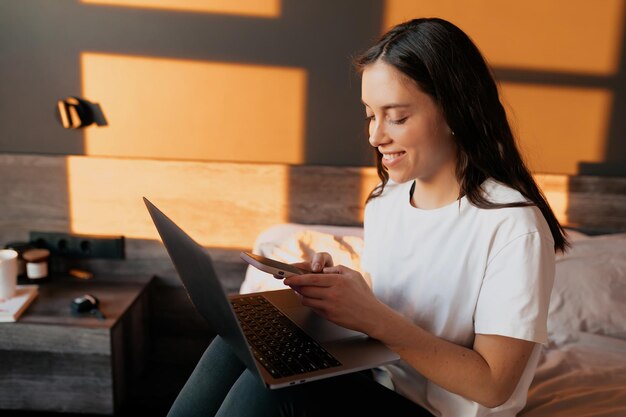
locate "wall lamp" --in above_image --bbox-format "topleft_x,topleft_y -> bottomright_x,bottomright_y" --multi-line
56,97 -> 108,129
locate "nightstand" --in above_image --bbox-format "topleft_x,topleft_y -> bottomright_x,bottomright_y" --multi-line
0,275 -> 153,415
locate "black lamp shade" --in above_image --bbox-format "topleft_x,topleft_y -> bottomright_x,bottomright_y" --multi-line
56,97 -> 107,129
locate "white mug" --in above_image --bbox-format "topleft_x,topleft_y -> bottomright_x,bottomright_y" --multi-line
0,249 -> 18,300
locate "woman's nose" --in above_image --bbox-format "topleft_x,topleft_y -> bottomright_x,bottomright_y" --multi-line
368,121 -> 389,148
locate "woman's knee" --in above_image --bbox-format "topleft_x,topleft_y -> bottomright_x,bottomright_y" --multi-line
215,370 -> 369,417
196,336 -> 245,373
167,336 -> 246,417
216,369 -> 289,417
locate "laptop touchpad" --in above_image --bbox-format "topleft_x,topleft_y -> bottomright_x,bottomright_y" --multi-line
283,306 -> 366,342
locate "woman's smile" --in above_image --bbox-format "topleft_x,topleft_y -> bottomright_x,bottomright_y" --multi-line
381,150 -> 407,168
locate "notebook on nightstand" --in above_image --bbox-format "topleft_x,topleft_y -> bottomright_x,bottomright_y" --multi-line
0,285 -> 38,322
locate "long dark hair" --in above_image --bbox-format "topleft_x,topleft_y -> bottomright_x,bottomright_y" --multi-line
353,17 -> 569,253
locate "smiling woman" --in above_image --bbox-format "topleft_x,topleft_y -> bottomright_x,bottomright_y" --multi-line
165,17 -> 569,417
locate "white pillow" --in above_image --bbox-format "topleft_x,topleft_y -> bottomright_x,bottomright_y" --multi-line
548,233 -> 626,344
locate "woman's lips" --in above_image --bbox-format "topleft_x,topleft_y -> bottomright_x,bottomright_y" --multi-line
381,151 -> 406,168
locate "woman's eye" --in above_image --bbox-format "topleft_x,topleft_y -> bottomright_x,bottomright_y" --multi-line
364,115 -> 407,124
389,117 -> 408,125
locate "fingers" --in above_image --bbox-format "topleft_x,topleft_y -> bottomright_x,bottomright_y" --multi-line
284,273 -> 334,287
321,265 -> 345,274
311,252 -> 334,272
286,252 -> 335,274
298,296 -> 327,315
283,264 -> 352,286
291,285 -> 326,300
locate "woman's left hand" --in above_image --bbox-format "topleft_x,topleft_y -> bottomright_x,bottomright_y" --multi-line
283,265 -> 385,334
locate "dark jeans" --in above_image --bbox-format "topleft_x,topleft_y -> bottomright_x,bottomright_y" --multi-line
167,336 -> 435,417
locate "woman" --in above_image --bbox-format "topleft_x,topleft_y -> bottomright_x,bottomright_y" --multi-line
167,17 -> 568,417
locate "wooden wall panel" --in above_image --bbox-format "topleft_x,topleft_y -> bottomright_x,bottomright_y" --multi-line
0,154 -> 70,244
65,156 -> 290,249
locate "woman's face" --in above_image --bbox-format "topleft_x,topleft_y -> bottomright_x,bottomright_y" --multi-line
362,60 -> 457,185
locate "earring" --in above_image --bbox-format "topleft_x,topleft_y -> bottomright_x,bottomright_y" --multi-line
451,130 -> 456,136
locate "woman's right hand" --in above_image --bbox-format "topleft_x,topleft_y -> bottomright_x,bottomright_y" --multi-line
272,252 -> 334,279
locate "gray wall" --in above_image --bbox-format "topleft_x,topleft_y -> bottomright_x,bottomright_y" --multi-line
0,0 -> 624,175
0,0 -> 384,165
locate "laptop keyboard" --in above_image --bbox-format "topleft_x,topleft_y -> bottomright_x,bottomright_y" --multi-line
231,295 -> 342,379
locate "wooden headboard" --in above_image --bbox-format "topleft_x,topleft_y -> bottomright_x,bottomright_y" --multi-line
272,166 -> 626,234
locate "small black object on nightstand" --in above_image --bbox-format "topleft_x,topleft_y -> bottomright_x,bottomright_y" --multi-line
70,293 -> 105,320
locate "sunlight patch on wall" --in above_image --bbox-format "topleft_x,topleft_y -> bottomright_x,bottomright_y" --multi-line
500,83 -> 613,175
359,168 -> 380,221
534,175 -> 570,226
383,0 -> 624,75
81,52 -> 307,164
66,156 -> 290,248
81,0 -> 281,18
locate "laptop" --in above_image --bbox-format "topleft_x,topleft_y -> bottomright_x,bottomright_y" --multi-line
144,197 -> 399,389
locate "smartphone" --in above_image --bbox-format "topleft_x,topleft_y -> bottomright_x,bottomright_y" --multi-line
239,251 -> 311,279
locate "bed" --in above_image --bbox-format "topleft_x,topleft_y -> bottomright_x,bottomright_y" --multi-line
238,220 -> 626,416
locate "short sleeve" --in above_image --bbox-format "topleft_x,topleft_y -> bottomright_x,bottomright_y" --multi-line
474,231 -> 555,344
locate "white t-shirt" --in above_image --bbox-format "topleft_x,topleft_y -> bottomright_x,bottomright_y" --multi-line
361,177 -> 555,417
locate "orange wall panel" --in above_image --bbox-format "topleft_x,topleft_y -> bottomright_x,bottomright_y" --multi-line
66,156 -> 290,248
384,0 -> 624,75
82,52 -> 307,164
501,83 -> 612,175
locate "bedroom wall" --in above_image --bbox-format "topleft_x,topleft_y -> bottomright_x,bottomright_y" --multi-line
1,1 -> 624,249
0,0 -> 624,280
1,2 -> 624,411
0,0 -> 626,172
1,0 -> 625,175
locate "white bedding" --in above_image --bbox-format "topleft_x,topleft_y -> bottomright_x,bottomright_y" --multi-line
521,332 -> 626,417
240,224 -> 626,416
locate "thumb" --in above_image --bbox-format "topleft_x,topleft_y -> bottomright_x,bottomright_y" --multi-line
310,253 -> 325,272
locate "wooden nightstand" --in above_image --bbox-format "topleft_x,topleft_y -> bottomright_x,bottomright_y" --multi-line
0,275 -> 153,415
